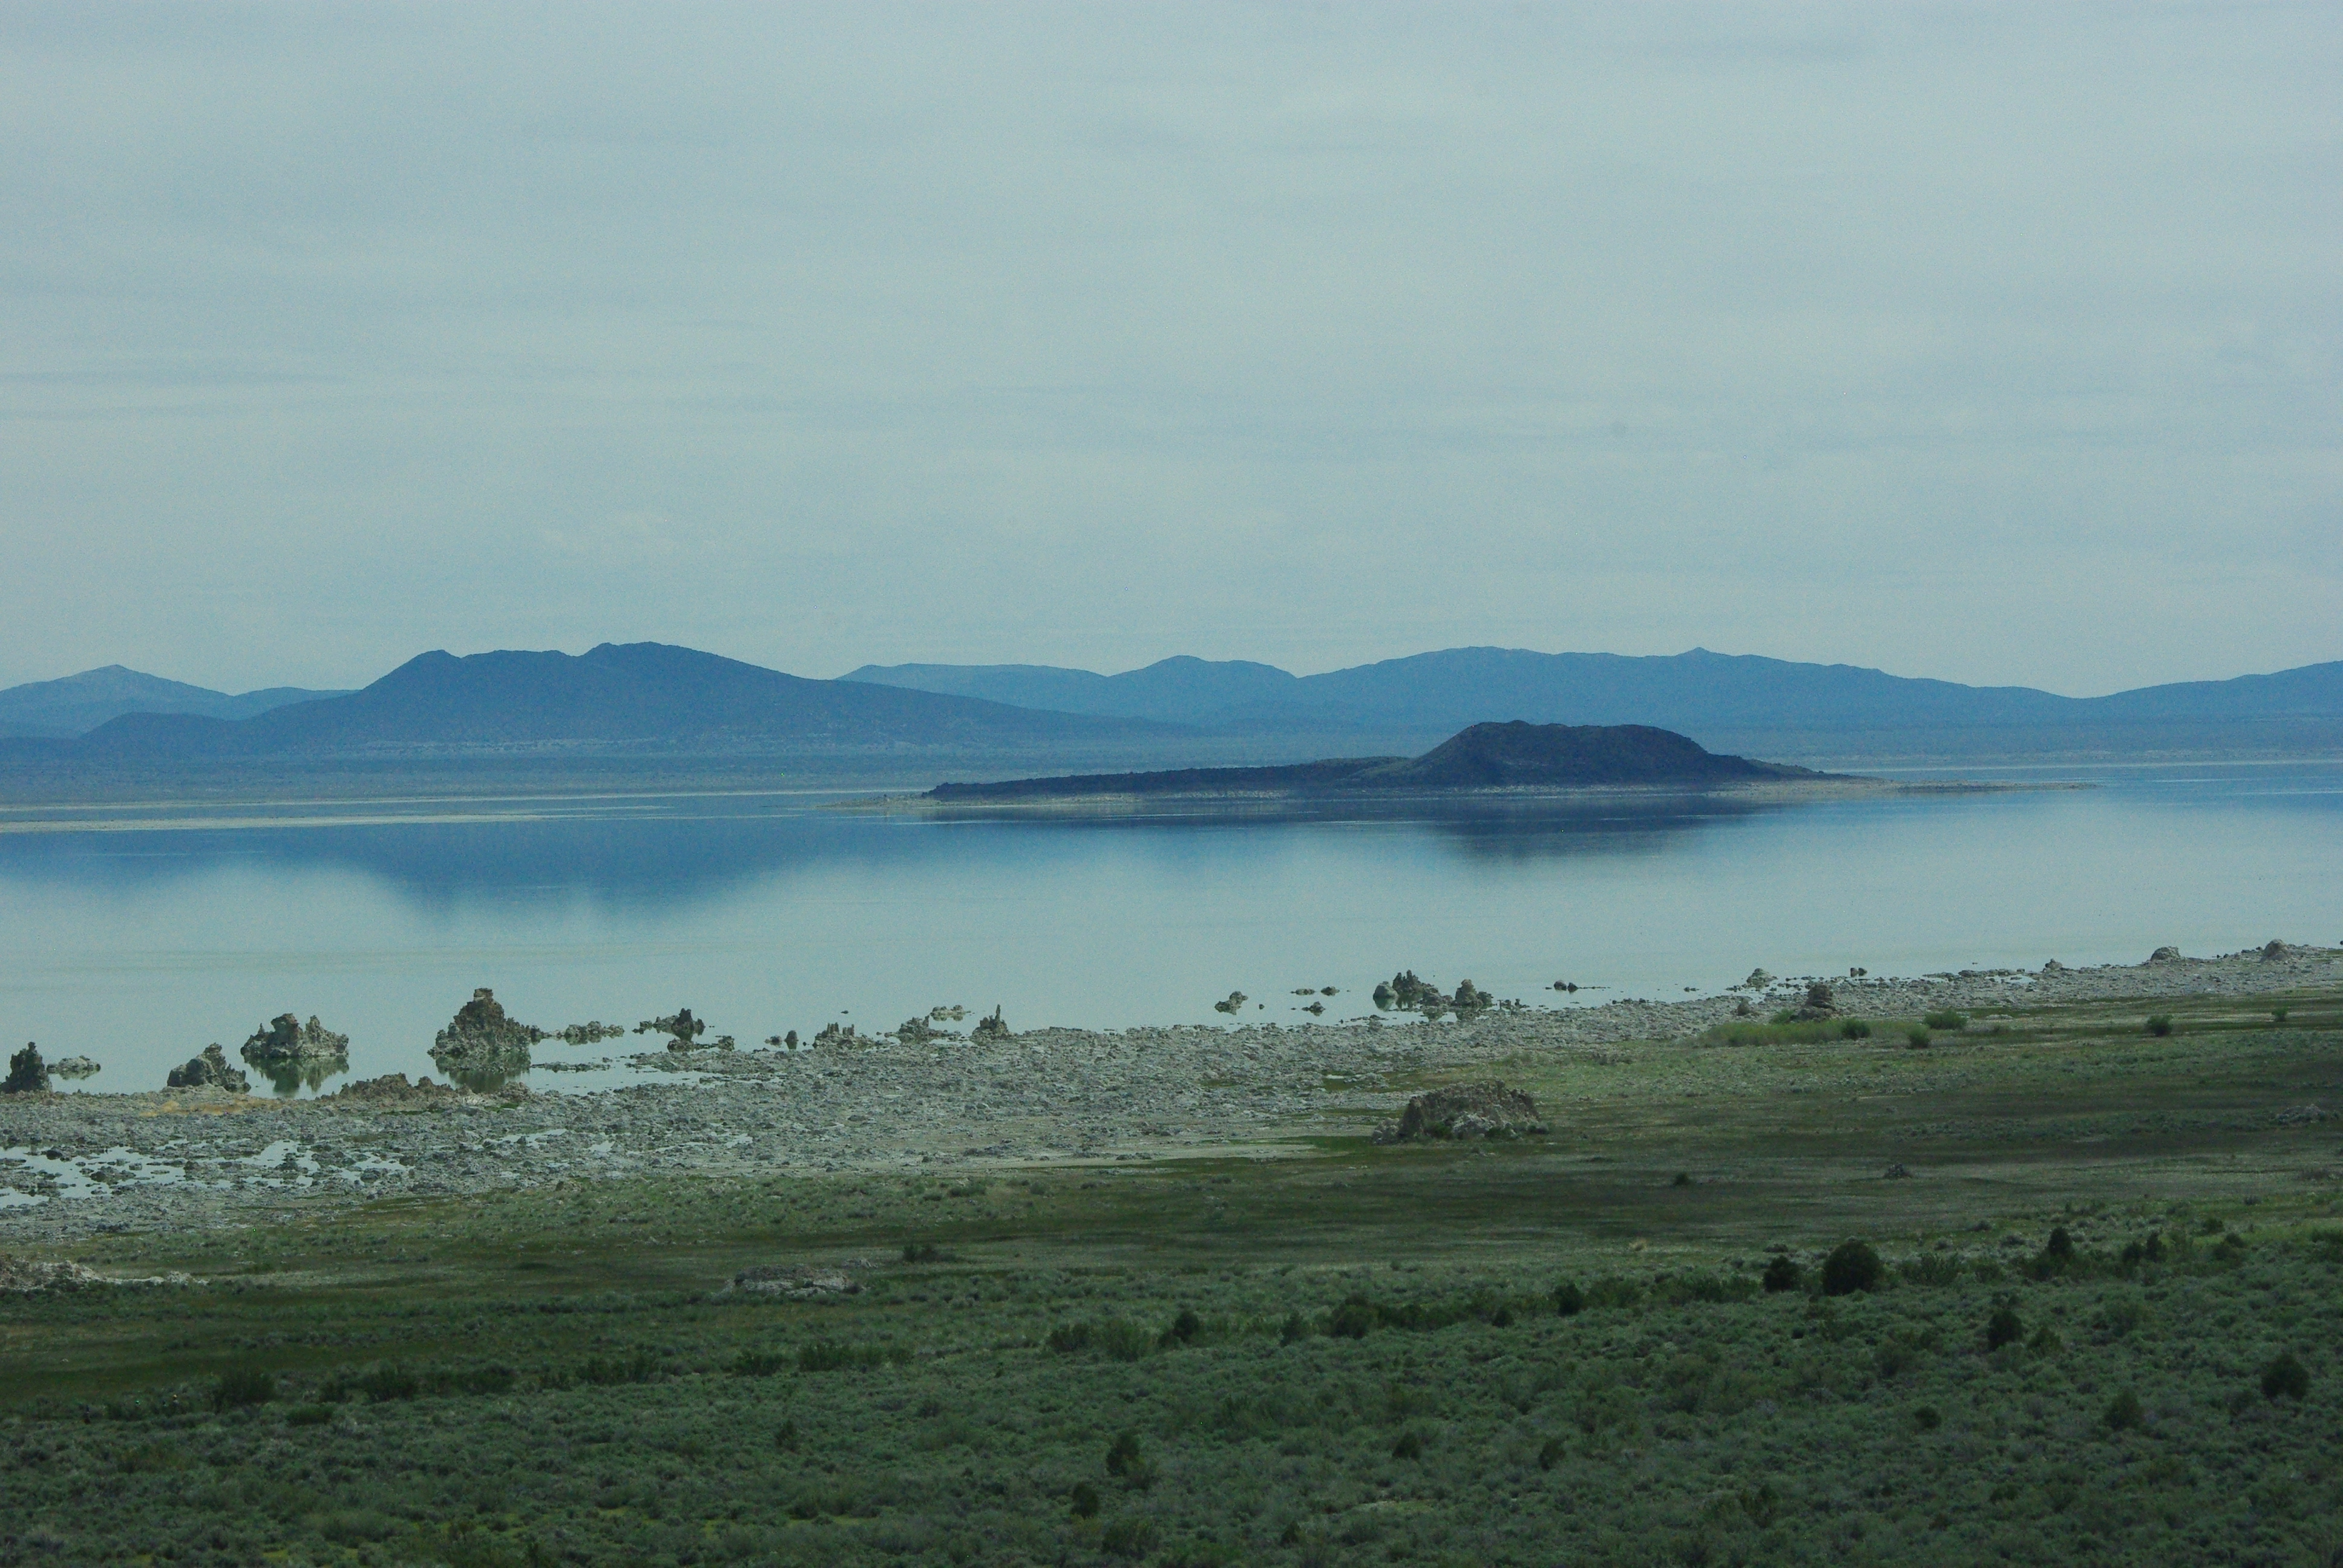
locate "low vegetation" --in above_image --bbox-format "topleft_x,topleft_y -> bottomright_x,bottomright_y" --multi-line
1,986 -> 2337,1565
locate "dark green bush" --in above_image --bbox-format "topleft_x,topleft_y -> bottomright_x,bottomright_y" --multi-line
355,1365 -> 420,1403
2103,1390 -> 2143,1431
1585,1277 -> 1644,1310
1922,1010 -> 1967,1031
580,1350 -> 662,1385
1328,1297 -> 1378,1338
1160,1308 -> 1202,1347
1913,1405 -> 1941,1431
2145,1014 -> 2174,1037
212,1366 -> 275,1413
1391,1429 -> 1426,1459
1552,1281 -> 1585,1316
1905,1027 -> 1932,1048
1761,1255 -> 1803,1293
1279,1312 -> 1309,1344
1985,1305 -> 2024,1351
1105,1430 -> 1143,1476
796,1341 -> 907,1373
1070,1481 -> 1101,1519
729,1349 -> 790,1377
1671,1171 -> 1692,1187
2261,1350 -> 2309,1402
901,1242 -> 947,1263
1821,1240 -> 1883,1296
1536,1436 -> 1567,1471
2271,1007 -> 2289,1025
1840,1019 -> 1872,1040
1101,1516 -> 1158,1558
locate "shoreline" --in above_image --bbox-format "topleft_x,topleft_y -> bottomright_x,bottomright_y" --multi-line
5,943 -> 2335,1247
860,774 -> 2089,817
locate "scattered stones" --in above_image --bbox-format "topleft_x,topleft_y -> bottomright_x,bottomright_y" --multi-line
2273,1105 -> 2332,1126
724,1264 -> 860,1299
1212,991 -> 1248,1014
2042,959 -> 2065,972
1741,969 -> 1774,990
165,1044 -> 248,1093
1884,1163 -> 1913,1180
50,1057 -> 101,1081
433,989 -> 541,1073
332,1073 -> 476,1106
559,1022 -> 626,1044
240,1014 -> 350,1067
1375,1080 -> 1547,1143
3,1044 -> 47,1096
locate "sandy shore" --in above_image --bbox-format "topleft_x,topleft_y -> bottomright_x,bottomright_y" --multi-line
4,943 -> 2335,1246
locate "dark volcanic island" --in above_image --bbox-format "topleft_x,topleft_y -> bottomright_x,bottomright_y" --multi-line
926,720 -> 1829,803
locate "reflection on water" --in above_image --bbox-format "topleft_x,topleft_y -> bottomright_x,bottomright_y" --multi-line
1,762 -> 2338,1097
257,1057 -> 349,1098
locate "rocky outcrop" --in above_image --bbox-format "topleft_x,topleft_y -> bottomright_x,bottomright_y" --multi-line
3,1044 -> 47,1095
433,989 -> 540,1072
2149,946 -> 2183,962
166,1044 -> 248,1093
1375,1080 -> 1546,1143
971,1008 -> 1010,1042
240,1014 -> 350,1066
50,1056 -> 100,1080
723,1264 -> 860,1299
0,1256 -> 105,1292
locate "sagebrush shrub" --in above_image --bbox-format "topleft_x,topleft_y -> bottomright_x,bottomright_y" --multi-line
2261,1350 -> 2309,1402
1840,1020 -> 1872,1040
2103,1390 -> 2143,1431
2145,1014 -> 2174,1037
1552,1282 -> 1585,1316
1761,1255 -> 1803,1293
1923,1010 -> 1967,1031
1822,1240 -> 1883,1296
1985,1305 -> 2024,1351
212,1366 -> 275,1413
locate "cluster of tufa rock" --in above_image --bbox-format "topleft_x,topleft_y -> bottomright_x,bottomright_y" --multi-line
636,1008 -> 712,1051
166,1044 -> 249,1093
971,1007 -> 1010,1042
433,988 -> 542,1072
1369,971 -> 1495,1017
1372,1080 -> 1547,1143
4,1043 -> 47,1095
239,1013 -> 349,1067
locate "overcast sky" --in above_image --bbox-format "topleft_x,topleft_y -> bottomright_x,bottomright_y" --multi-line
2,2 -> 2336,696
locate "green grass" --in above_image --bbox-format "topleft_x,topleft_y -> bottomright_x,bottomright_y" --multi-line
2,985 -> 2340,1565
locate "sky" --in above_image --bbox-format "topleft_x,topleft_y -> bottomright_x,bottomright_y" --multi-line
1,2 -> 2336,698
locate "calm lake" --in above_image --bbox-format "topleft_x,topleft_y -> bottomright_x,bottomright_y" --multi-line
2,760 -> 2338,1096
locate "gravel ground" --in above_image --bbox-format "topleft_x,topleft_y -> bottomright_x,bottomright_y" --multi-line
4,943 -> 2336,1247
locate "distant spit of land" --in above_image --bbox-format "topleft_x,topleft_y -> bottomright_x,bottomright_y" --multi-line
908,720 -> 2076,809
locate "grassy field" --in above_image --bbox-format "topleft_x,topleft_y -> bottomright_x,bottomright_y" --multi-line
3,986 -> 2339,1566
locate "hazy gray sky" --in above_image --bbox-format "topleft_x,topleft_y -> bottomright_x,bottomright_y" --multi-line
2,2 -> 2336,696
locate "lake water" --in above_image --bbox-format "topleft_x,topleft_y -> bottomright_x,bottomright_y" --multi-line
2,761 -> 2338,1097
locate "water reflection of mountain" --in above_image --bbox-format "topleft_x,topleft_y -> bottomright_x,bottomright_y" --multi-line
0,791 -> 1801,910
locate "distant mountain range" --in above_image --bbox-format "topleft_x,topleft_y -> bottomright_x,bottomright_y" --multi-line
2,642 -> 2335,777
0,665 -> 349,739
929,721 -> 1810,802
13,643 -> 1158,760
849,648 -> 2343,759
